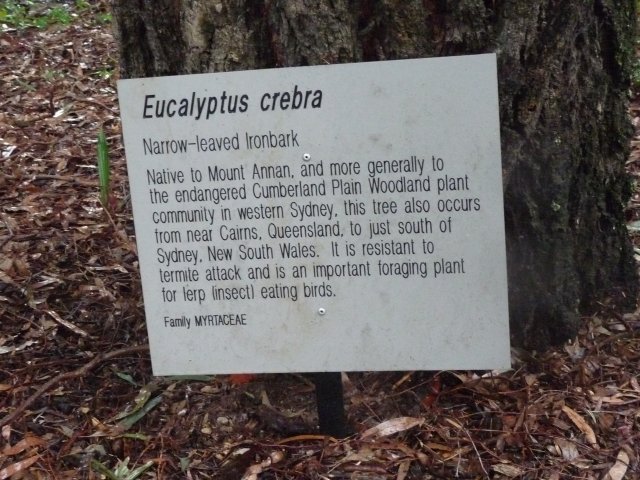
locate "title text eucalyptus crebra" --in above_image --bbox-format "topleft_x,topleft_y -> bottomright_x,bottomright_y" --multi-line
141,85 -> 323,120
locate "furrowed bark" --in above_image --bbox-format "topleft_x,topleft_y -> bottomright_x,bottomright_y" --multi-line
110,0 -> 638,350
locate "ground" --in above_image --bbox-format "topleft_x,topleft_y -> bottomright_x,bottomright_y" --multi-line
0,3 -> 639,479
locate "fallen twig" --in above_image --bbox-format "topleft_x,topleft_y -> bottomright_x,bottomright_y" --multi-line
0,344 -> 149,429
45,309 -> 90,337
32,174 -> 96,187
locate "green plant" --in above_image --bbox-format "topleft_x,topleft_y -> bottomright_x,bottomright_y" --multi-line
45,6 -> 72,25
42,69 -> 63,83
97,129 -> 110,208
0,1 -> 76,29
91,457 -> 154,480
13,77 -> 35,91
0,0 -> 31,28
94,67 -> 114,80
96,11 -> 111,24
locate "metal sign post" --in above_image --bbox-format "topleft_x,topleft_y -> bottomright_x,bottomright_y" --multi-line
312,372 -> 349,437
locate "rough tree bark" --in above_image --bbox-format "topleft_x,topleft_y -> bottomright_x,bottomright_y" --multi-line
110,0 -> 638,350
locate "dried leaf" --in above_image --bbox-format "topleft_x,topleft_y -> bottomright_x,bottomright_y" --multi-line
602,450 -> 630,480
241,463 -> 264,480
554,438 -> 580,461
361,417 -> 424,438
564,341 -> 585,360
424,442 -> 452,453
492,463 -> 524,477
278,434 -> 339,444
0,455 -> 40,479
396,460 -> 411,480
562,405 -> 598,449
269,451 -> 285,464
338,448 -> 377,465
2,436 -> 45,456
0,340 -> 38,355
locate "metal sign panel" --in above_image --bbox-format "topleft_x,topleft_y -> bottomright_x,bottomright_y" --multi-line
118,54 -> 510,375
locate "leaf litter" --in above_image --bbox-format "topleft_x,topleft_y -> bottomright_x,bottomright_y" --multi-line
0,2 -> 639,478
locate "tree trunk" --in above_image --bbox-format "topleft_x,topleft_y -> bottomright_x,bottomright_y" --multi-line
110,0 -> 638,350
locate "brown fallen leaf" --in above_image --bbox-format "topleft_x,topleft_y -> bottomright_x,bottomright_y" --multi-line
396,460 -> 411,480
2,436 -> 45,456
242,462 -> 264,480
241,451 -> 281,480
361,417 -> 424,438
216,447 -> 259,480
0,455 -> 40,479
554,438 -> 580,461
278,434 -> 339,444
492,463 -> 524,478
562,405 -> 599,449
602,450 -> 630,480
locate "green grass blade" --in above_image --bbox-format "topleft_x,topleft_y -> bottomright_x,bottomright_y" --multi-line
97,129 -> 110,207
116,395 -> 162,431
90,460 -> 119,480
124,460 -> 154,480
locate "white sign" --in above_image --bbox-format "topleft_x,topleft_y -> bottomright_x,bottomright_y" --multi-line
118,54 -> 510,375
